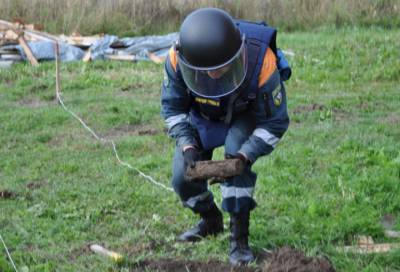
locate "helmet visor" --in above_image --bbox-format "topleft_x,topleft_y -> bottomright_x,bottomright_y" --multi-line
177,36 -> 247,98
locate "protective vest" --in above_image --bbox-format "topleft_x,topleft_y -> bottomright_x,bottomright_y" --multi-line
191,20 -> 277,121
183,21 -> 283,150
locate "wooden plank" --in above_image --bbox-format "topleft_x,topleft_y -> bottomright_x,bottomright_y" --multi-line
82,49 -> 92,62
0,54 -> 23,61
0,48 -> 20,54
105,54 -> 136,61
340,243 -> 400,254
4,29 -> 19,40
59,34 -> 101,47
18,36 -> 39,66
0,19 -> 60,43
146,51 -> 165,64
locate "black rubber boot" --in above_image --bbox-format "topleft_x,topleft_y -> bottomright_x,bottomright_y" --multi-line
229,211 -> 254,266
178,203 -> 223,242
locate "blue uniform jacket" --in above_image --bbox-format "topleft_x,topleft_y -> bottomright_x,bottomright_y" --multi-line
161,34 -> 290,163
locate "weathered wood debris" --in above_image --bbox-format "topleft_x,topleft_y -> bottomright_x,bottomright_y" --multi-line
0,19 -> 176,68
185,159 -> 245,182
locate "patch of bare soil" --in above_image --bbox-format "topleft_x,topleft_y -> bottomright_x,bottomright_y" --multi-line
131,259 -> 258,272
16,97 -> 57,108
0,190 -> 17,199
262,246 -> 335,272
379,113 -> 400,124
293,103 -> 326,114
26,180 -> 48,190
119,83 -> 145,92
125,247 -> 334,272
48,130 -> 91,147
121,239 -> 170,256
103,124 -> 159,140
292,103 -> 348,122
28,83 -> 48,94
69,244 -> 93,261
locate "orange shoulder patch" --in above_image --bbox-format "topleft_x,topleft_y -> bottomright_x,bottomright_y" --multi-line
258,48 -> 277,87
168,46 -> 178,72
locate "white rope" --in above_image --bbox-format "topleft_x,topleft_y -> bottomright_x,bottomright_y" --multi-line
54,43 -> 173,192
0,233 -> 18,272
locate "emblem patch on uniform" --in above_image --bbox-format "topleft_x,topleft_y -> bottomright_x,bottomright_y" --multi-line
272,86 -> 282,106
195,97 -> 220,107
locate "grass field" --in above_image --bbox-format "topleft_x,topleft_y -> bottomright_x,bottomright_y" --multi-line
1,27 -> 400,271
1,0 -> 399,35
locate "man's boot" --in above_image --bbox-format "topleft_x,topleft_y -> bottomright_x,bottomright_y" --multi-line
179,203 -> 223,242
229,211 -> 254,265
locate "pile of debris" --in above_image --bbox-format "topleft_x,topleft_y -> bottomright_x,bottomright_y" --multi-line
0,19 -> 177,68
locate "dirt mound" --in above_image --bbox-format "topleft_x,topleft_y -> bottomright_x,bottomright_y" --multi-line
131,259 -> 257,272
128,247 -> 335,272
263,246 -> 335,272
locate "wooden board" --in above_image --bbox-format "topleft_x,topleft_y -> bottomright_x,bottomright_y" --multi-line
340,243 -> 400,254
0,54 -> 23,61
105,54 -> 136,61
59,34 -> 102,48
0,19 -> 61,43
18,36 -> 39,66
146,52 -> 165,64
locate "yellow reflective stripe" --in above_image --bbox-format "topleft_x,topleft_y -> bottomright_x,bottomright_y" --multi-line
258,47 -> 278,87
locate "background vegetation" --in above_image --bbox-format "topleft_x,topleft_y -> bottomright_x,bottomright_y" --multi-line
0,0 -> 399,35
1,0 -> 400,271
0,26 -> 400,271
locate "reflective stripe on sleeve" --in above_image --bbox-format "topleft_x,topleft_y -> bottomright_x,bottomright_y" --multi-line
185,191 -> 211,208
165,113 -> 189,130
253,128 -> 280,148
220,185 -> 254,199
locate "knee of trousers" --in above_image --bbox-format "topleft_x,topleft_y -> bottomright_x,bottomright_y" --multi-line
224,125 -> 252,156
171,158 -> 208,202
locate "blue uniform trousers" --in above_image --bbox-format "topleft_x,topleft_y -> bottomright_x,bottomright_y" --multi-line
171,111 -> 257,214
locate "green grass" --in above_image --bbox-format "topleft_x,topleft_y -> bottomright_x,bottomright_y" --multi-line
0,27 -> 400,271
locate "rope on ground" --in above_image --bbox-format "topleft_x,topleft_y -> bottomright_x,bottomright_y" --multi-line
54,42 -> 173,192
0,233 -> 18,272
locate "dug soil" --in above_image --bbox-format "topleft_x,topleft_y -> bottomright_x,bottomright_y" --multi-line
263,246 -> 335,272
127,246 -> 335,272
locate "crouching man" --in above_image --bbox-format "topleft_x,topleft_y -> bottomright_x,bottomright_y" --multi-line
161,8 -> 290,265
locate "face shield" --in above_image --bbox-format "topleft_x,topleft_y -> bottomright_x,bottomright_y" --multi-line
177,35 -> 247,98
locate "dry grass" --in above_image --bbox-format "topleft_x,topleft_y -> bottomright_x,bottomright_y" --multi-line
0,0 -> 399,35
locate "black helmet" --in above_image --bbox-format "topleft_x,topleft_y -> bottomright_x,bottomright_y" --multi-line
176,8 -> 248,98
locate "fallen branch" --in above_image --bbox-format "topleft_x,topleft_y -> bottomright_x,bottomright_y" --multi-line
185,159 -> 244,181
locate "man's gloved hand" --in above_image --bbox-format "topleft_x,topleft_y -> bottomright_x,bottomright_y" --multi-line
183,146 -> 201,170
